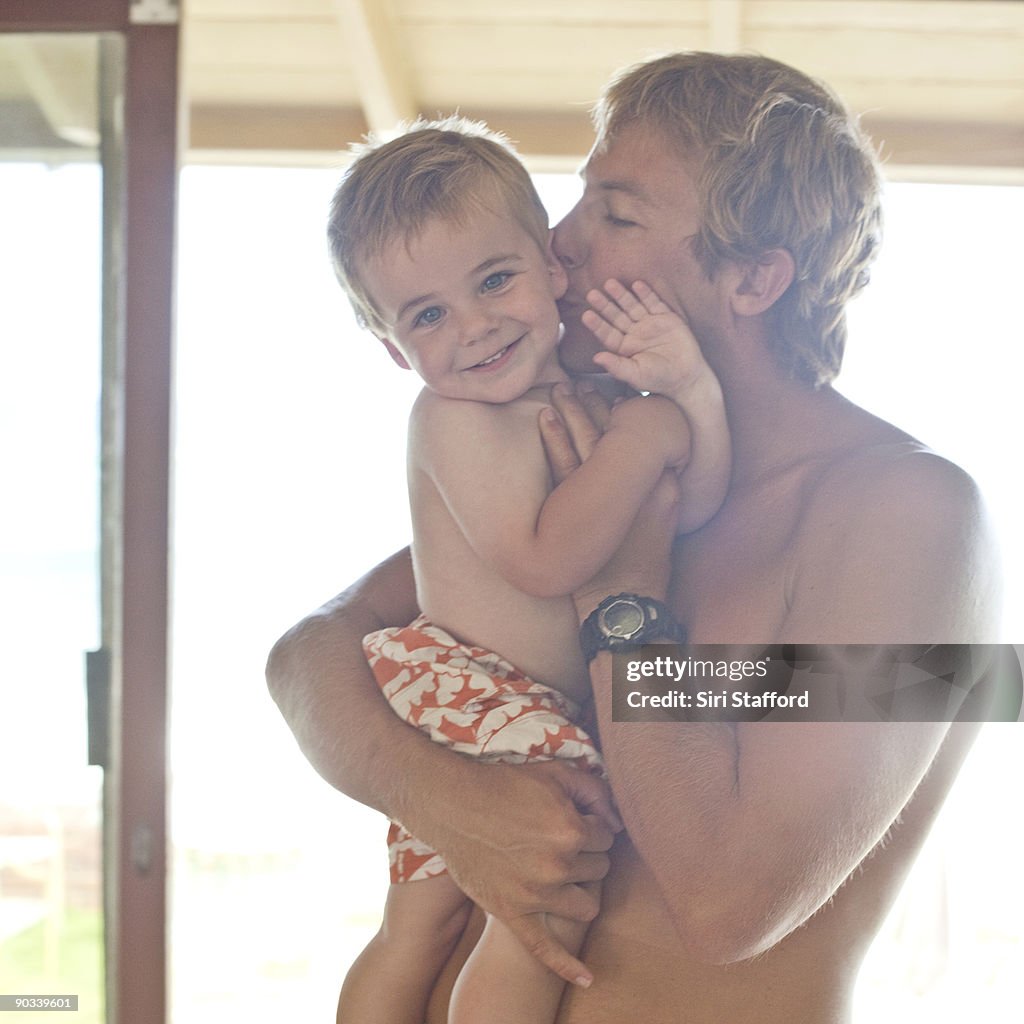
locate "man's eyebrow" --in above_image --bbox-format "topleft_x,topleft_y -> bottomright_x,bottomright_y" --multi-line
396,253 -> 526,323
597,180 -> 652,204
577,165 -> 652,205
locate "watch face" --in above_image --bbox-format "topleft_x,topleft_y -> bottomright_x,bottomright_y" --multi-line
600,598 -> 644,640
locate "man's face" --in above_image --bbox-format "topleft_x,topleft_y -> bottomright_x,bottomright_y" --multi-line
553,125 -> 716,374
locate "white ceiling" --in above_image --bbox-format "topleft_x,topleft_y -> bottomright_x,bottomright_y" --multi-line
2,0 -> 1022,180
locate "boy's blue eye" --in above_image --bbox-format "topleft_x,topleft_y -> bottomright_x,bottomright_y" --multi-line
414,306 -> 444,327
482,271 -> 511,291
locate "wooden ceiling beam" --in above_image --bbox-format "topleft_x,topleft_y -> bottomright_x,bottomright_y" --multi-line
185,103 -> 1024,182
188,102 -> 368,155
332,0 -> 418,135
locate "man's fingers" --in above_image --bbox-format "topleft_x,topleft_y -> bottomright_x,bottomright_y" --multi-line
510,915 -> 594,988
568,849 -> 614,884
540,880 -> 602,923
577,814 -> 616,854
552,760 -> 624,833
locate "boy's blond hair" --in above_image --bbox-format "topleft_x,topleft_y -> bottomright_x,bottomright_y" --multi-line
594,52 -> 883,387
328,116 -> 550,335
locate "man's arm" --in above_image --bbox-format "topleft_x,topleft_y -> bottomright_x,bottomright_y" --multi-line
266,547 -> 427,811
265,548 -> 622,982
577,453 -> 1000,965
543,388 -> 1000,966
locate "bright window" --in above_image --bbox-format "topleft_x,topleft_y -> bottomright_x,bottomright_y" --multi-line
169,167 -> 1023,1022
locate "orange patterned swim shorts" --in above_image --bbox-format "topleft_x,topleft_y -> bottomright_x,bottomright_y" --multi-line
363,615 -> 605,884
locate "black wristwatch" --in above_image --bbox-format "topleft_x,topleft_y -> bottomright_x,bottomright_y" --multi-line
579,593 -> 687,662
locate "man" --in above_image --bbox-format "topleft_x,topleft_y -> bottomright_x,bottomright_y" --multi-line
267,53 -> 1000,1022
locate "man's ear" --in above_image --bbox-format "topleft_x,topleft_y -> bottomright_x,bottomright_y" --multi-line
729,249 -> 795,317
377,336 -> 411,370
545,229 -> 569,299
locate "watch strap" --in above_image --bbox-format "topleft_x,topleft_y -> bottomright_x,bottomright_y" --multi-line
579,593 -> 687,662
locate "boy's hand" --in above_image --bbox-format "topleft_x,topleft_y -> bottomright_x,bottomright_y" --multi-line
582,279 -> 712,400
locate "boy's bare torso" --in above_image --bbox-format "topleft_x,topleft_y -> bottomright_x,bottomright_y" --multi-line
409,385 -> 592,703
425,391 -> 983,1021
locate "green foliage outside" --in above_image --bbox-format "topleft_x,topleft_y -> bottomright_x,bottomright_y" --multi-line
0,909 -> 103,1024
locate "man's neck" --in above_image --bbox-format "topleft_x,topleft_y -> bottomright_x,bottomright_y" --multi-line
718,354 -> 858,493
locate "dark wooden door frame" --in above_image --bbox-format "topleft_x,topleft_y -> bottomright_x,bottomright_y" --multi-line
2,4 -> 178,1023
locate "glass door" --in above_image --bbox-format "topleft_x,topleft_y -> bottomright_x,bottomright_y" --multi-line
0,32 -> 121,1024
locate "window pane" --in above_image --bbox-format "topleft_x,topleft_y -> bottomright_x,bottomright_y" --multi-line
0,43 -> 105,1020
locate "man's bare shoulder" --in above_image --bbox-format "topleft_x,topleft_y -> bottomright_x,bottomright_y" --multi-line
807,436 -> 985,536
786,434 -> 1000,641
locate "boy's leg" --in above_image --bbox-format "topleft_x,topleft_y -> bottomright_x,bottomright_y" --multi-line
448,882 -> 598,1024
338,872 -> 471,1024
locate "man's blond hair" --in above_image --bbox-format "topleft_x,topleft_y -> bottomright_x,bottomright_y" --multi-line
594,52 -> 883,386
328,116 -> 550,335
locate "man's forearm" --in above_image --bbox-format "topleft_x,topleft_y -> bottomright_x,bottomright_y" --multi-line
587,656 -> 950,964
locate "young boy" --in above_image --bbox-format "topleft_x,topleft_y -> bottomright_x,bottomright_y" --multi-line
326,117 -> 731,1023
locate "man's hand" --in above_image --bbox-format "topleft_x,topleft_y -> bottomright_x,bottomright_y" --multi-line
413,757 -> 622,986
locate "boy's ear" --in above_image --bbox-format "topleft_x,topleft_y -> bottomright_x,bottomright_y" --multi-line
728,248 -> 795,317
545,230 -> 569,299
377,336 -> 411,370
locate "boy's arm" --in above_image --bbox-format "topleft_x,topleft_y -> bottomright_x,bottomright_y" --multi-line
584,279 -> 732,532
415,388 -> 689,599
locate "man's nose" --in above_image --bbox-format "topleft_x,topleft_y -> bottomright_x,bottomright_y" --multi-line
552,207 -> 585,270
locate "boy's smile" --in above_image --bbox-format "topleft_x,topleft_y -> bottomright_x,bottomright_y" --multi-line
367,209 -> 570,404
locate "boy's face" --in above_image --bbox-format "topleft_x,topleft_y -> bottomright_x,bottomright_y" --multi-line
366,209 -> 569,404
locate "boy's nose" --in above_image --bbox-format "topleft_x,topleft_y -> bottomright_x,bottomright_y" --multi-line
459,305 -> 501,345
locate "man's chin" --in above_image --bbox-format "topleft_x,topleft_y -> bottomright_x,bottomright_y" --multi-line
557,320 -> 604,377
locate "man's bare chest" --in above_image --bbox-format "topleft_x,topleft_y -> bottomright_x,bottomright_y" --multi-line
668,475 -> 813,643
